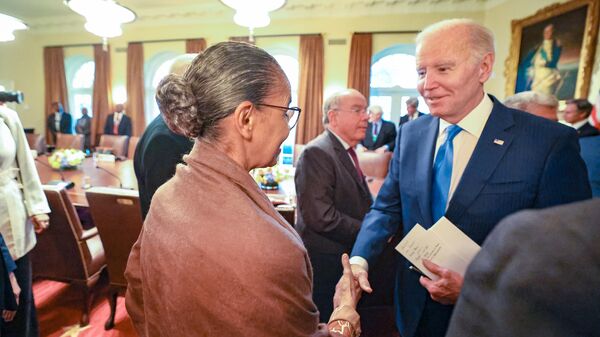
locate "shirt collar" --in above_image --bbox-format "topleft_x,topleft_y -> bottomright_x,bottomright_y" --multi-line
327,128 -> 352,150
571,119 -> 588,130
438,93 -> 493,139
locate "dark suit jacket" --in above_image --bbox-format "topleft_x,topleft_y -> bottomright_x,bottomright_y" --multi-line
134,114 -> 193,219
47,112 -> 73,142
399,112 -> 425,126
295,130 -> 373,256
104,113 -> 132,136
447,199 -> 600,337
361,120 -> 397,151
576,122 -> 599,138
580,135 -> 600,197
351,95 -> 591,337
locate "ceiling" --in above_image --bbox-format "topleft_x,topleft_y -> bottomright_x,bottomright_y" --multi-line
1,0 -> 504,32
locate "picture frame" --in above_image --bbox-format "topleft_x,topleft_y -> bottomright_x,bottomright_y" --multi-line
505,0 -> 599,100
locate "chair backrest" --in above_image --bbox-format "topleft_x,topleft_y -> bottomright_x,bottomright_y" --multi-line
86,187 -> 142,287
357,151 -> 392,179
98,135 -> 130,158
56,133 -> 84,150
31,185 -> 105,282
127,136 -> 140,159
293,144 -> 306,167
25,133 -> 46,154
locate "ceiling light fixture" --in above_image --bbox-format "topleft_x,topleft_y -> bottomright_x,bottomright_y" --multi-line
0,13 -> 28,42
64,0 -> 136,48
220,0 -> 286,42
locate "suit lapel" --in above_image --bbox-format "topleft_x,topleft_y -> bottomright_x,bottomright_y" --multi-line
446,101 -> 515,222
412,117 -> 439,227
327,131 -> 371,198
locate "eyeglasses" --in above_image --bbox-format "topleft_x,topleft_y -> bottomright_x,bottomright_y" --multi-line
256,103 -> 302,129
333,107 -> 368,115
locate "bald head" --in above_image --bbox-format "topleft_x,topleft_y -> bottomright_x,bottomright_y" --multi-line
323,89 -> 365,124
504,91 -> 558,121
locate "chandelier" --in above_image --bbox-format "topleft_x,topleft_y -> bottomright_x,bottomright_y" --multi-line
64,0 -> 136,47
220,0 -> 286,42
0,13 -> 27,42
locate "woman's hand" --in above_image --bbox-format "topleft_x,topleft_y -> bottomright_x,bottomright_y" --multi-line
332,254 -> 362,309
32,213 -> 50,234
3,272 -> 21,322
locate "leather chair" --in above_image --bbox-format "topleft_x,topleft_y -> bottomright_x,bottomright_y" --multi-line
31,185 -> 106,326
55,133 -> 84,150
85,187 -> 143,330
98,135 -> 129,158
25,133 -> 46,154
357,151 -> 392,179
127,136 -> 139,159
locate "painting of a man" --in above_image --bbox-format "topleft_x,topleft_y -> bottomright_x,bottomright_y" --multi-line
516,24 -> 562,95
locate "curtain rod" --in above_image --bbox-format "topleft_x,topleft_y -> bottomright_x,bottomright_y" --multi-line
47,37 -> 200,48
355,30 -> 421,35
230,33 -> 321,39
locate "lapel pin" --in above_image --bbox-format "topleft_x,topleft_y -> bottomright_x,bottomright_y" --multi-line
493,139 -> 504,145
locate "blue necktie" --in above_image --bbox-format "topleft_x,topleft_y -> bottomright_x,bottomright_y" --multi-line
431,124 -> 462,223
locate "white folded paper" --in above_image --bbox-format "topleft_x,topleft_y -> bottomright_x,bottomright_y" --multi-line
395,217 -> 480,280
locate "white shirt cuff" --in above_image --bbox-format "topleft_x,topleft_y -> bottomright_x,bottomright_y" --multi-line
349,256 -> 369,273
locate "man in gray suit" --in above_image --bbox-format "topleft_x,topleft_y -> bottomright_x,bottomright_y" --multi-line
447,198 -> 600,337
295,89 -> 373,322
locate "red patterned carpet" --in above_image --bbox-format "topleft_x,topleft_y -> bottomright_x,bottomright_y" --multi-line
34,280 -> 138,337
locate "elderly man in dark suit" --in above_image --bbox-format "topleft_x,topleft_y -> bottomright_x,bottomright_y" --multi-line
295,88 -> 373,322
104,103 -> 132,136
134,54 -> 195,219
447,198 -> 600,337
345,19 -> 591,337
399,97 -> 425,126
361,105 -> 397,152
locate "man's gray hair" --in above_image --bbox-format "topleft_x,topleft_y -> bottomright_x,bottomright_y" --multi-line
368,105 -> 383,115
504,91 -> 559,110
322,89 -> 362,124
406,97 -> 419,107
416,18 -> 495,63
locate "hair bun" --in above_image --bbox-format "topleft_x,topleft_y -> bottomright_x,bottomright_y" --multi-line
155,74 -> 201,138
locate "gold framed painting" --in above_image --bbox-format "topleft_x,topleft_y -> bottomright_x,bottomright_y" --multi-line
505,0 -> 599,100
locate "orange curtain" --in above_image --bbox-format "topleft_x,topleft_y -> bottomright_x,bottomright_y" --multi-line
347,33 -> 372,102
43,47 -> 69,145
126,42 -> 145,136
185,38 -> 207,53
92,44 -> 113,146
295,35 -> 324,145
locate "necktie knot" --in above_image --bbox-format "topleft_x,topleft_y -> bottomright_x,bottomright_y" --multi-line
446,124 -> 462,143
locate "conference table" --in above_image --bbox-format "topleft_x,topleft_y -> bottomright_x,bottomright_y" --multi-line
35,155 -> 138,207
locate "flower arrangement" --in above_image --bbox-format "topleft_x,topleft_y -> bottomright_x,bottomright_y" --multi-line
252,165 -> 293,190
48,149 -> 85,170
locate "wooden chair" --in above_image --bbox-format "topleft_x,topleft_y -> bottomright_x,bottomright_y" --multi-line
85,187 -> 143,330
25,133 -> 46,154
31,185 -> 106,326
55,133 -> 84,150
127,136 -> 139,159
98,135 -> 129,158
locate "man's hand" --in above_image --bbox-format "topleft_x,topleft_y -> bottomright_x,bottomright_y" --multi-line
333,260 -> 372,308
332,254 -> 362,310
419,259 -> 463,305
31,214 -> 50,234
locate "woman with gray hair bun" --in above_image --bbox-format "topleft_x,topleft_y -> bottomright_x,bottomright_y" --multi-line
125,41 -> 361,337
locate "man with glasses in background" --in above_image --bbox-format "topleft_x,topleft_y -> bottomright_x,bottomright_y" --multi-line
295,89 -> 373,322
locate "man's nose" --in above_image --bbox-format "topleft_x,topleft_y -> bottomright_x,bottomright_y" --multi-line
421,72 -> 439,90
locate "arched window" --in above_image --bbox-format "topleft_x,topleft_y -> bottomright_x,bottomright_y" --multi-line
370,44 -> 429,125
65,56 -> 95,121
271,52 -> 299,166
144,51 -> 179,124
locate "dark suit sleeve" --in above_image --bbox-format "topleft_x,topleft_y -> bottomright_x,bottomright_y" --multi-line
0,235 -> 16,273
384,122 -> 397,151
63,113 -> 73,134
351,126 -> 404,266
104,115 -> 112,135
534,128 -> 591,208
123,116 -> 132,136
295,147 -> 362,246
143,134 -> 187,208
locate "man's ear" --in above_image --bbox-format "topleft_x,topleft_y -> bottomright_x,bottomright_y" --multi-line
233,101 -> 255,140
478,52 -> 495,83
327,110 -> 337,127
